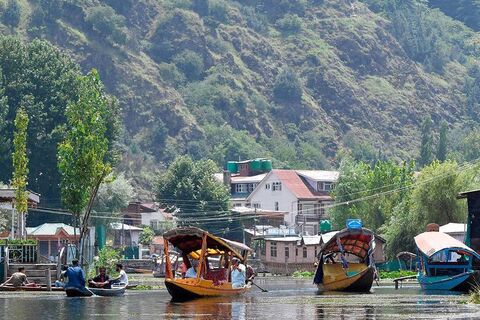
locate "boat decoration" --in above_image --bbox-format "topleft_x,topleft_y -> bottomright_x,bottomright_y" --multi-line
415,231 -> 480,292
163,227 -> 252,300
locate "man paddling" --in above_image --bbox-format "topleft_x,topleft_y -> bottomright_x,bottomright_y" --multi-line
65,259 -> 86,289
231,258 -> 246,289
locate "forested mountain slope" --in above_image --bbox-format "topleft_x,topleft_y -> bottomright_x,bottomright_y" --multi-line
0,0 -> 479,200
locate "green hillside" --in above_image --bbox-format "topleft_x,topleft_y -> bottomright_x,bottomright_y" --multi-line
0,0 -> 480,201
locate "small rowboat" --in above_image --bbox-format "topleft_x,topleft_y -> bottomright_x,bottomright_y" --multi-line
65,286 -> 93,297
163,227 -> 253,300
0,285 -> 64,292
89,286 -> 126,296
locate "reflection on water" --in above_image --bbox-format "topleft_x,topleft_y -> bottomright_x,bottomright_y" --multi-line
0,280 -> 478,319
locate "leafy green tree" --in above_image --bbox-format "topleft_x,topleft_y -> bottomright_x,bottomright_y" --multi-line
275,14 -> 302,34
86,6 -> 128,45
139,226 -> 155,245
3,0 -> 21,27
58,69 -> 120,256
93,173 -> 134,222
12,108 -> 29,238
173,50 -> 204,81
157,156 -> 231,234
418,115 -> 434,168
89,246 -> 120,278
273,68 -> 302,103
436,121 -> 448,162
0,37 -> 81,207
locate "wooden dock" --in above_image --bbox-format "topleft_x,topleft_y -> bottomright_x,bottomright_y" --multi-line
393,275 -> 417,289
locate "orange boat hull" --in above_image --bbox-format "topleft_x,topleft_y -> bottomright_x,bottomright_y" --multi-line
165,278 -> 249,300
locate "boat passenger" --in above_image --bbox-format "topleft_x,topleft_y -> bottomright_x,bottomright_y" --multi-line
185,260 -> 198,278
89,267 -> 111,289
0,266 -> 31,287
231,258 -> 246,289
65,259 -> 86,289
110,263 -> 129,286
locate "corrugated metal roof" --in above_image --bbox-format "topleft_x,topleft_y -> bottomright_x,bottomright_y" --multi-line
296,170 -> 339,182
110,223 -> 143,231
27,223 -> 78,236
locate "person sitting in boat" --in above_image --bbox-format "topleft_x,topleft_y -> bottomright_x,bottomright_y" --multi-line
185,260 -> 198,278
65,259 -> 87,289
110,263 -> 129,286
0,266 -> 32,287
88,267 -> 111,289
231,258 -> 246,289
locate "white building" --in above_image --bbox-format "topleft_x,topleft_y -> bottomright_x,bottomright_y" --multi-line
246,169 -> 338,235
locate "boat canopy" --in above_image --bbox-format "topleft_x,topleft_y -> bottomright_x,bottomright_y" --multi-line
320,228 -> 375,259
163,227 -> 251,261
414,231 -> 480,258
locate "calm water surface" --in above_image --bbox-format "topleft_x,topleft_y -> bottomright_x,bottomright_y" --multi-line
0,278 -> 479,319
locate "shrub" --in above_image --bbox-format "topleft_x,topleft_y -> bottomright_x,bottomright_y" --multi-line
3,0 -> 21,27
173,50 -> 204,81
86,5 -> 128,45
208,0 -> 229,23
275,14 -> 302,34
158,63 -> 185,86
89,246 -> 121,278
273,68 -> 303,103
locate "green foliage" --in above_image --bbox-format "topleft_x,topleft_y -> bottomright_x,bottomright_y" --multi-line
343,132 -> 380,165
275,14 -> 302,34
292,270 -> 314,278
173,50 -> 204,81
58,69 -> 120,245
139,226 -> 155,245
418,115 -> 434,168
93,173 -> 134,218
12,108 -> 29,215
158,63 -> 185,87
273,69 -> 302,103
3,0 -> 21,27
436,121 -> 448,162
5,239 -> 37,245
86,5 -> 128,45
207,0 -> 229,23
90,246 -> 121,278
378,270 -> 416,279
156,155 -> 231,234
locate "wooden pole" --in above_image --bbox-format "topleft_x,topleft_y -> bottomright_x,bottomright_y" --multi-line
46,269 -> 51,291
163,239 -> 172,279
197,233 -> 208,281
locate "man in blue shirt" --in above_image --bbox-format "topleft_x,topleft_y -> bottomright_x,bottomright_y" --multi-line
65,259 -> 86,288
231,258 -> 246,289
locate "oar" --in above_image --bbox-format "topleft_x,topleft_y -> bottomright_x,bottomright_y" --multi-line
250,281 -> 268,292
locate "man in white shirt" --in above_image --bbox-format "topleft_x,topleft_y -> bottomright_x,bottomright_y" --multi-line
185,259 -> 198,278
111,263 -> 129,286
231,258 -> 246,289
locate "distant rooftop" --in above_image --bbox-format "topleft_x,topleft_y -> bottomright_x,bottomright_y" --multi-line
296,170 -> 339,182
27,223 -> 78,237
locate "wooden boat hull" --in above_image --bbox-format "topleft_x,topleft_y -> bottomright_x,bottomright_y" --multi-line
89,286 -> 126,296
0,286 -> 64,292
65,287 -> 93,297
418,270 -> 480,292
165,278 -> 249,300
317,264 -> 375,293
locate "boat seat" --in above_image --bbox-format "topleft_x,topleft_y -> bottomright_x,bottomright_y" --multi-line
205,268 -> 227,286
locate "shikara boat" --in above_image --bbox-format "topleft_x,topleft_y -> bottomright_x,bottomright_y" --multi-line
415,231 -> 480,292
314,225 -> 377,292
0,285 -> 64,292
163,227 -> 252,300
89,286 -> 126,296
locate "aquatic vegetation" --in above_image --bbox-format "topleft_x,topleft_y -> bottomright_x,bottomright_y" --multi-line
378,270 -> 417,279
292,271 -> 315,278
468,286 -> 480,304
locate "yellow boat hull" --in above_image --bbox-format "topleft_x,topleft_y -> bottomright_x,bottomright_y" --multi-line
317,263 -> 375,292
165,278 -> 249,300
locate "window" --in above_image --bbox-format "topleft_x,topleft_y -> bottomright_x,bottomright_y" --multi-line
150,220 -> 159,230
253,202 -> 261,209
265,183 -> 270,190
235,184 -> 247,193
303,246 -> 308,258
272,182 -> 282,191
296,248 -> 298,256
270,242 -> 277,257
233,203 -> 242,207
285,246 -> 289,258
274,202 -> 279,211
318,181 -> 334,191
248,183 -> 257,192
314,246 -> 318,258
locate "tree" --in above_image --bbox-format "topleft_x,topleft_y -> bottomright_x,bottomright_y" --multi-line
139,226 -> 155,245
3,0 -> 21,27
436,121 -> 448,162
418,115 -> 434,167
86,6 -> 128,45
93,173 -> 134,222
12,108 -> 29,238
173,50 -> 204,81
273,68 -> 302,103
156,156 -> 231,235
58,69 -> 120,258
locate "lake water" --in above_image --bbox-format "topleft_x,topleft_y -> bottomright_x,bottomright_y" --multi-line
0,278 -> 479,319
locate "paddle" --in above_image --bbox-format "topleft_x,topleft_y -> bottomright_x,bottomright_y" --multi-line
250,281 -> 268,292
